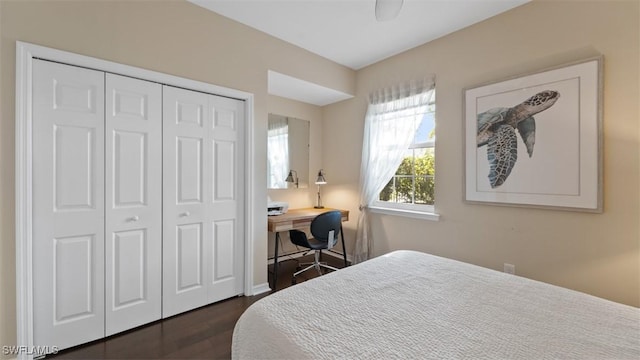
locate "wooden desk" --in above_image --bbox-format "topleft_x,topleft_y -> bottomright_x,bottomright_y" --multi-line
268,208 -> 349,289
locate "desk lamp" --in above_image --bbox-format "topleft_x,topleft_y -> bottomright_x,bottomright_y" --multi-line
314,169 -> 327,208
285,170 -> 299,188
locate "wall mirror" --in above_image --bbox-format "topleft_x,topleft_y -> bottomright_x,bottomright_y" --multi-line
267,114 -> 310,189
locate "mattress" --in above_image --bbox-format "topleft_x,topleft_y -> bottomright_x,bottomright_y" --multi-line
232,250 -> 639,359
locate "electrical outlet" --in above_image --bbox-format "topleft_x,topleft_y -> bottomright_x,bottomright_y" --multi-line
504,263 -> 515,275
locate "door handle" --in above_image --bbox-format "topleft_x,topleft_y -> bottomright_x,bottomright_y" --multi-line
128,215 -> 140,222
180,211 -> 190,217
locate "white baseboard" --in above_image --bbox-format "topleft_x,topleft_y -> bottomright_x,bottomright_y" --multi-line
250,283 -> 271,296
250,250 -> 352,297
325,249 -> 352,263
267,250 -> 310,265
268,249 -> 351,265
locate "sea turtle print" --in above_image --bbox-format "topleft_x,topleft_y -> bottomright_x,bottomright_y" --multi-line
477,90 -> 560,188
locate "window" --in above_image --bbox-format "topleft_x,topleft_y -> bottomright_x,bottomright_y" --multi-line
373,92 -> 437,217
356,79 -> 437,262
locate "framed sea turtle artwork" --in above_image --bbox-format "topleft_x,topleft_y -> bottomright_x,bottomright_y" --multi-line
464,56 -> 603,212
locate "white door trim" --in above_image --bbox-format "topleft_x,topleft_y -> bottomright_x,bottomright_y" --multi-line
15,41 -> 256,360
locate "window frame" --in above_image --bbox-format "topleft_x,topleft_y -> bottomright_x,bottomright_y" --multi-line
372,104 -> 439,221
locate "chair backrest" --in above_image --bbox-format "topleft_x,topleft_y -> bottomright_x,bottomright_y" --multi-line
310,211 -> 342,248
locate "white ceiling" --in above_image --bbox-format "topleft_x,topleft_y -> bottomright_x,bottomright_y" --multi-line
189,0 -> 529,105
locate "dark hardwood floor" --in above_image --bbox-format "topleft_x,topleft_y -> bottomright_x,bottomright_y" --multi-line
50,253 -> 347,360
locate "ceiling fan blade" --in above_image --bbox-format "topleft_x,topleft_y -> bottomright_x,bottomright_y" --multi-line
375,0 -> 404,21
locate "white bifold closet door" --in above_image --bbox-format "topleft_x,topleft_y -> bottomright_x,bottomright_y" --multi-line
162,85 -> 245,318
33,59 -> 106,350
104,73 -> 162,335
33,59 -> 162,349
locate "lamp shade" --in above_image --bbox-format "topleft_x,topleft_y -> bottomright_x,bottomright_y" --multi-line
285,170 -> 296,183
315,169 -> 327,185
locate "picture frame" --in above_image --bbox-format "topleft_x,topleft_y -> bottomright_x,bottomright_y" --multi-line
464,56 -> 603,212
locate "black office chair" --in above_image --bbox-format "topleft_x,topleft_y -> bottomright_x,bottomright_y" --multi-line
289,210 -> 342,284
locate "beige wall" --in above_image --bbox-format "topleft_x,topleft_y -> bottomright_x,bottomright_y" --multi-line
323,0 -> 640,307
0,0 -> 354,355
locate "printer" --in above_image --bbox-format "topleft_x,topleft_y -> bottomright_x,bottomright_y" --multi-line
267,197 -> 289,216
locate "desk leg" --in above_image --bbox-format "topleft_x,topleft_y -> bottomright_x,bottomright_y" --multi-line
340,224 -> 348,267
273,232 -> 280,290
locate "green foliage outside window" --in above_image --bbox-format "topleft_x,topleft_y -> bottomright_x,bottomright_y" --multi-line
380,148 -> 435,205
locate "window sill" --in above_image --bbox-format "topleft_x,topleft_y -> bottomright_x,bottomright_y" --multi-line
368,206 -> 440,221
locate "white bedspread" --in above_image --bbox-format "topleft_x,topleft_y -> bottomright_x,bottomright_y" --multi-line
233,250 -> 640,359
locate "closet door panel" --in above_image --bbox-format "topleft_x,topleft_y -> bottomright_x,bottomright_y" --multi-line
112,229 -> 146,303
33,59 -> 105,351
177,136 -> 203,204
163,85 -> 211,318
176,223 -> 204,290
207,96 -> 245,303
112,130 -> 146,206
53,125 -> 96,209
53,235 -> 96,320
105,74 -> 162,335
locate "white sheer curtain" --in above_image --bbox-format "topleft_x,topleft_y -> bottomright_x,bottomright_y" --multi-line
267,117 -> 289,189
353,78 -> 436,264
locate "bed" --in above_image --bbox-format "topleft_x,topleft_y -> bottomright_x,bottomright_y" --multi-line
232,250 -> 639,359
